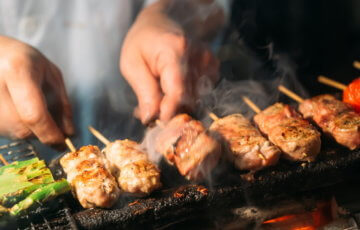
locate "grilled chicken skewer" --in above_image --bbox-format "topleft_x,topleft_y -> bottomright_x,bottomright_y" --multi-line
243,97 -> 321,162
88,127 -> 161,196
278,85 -> 360,150
209,112 -> 281,171
155,114 -> 222,181
61,138 -> 120,208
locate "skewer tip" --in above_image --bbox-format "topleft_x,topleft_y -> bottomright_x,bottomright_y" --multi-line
65,138 -> 76,152
155,120 -> 165,128
242,96 -> 262,114
88,126 -> 111,145
317,75 -> 347,91
278,85 -> 304,103
209,112 -> 219,121
0,154 -> 8,165
353,60 -> 360,70
258,153 -> 266,161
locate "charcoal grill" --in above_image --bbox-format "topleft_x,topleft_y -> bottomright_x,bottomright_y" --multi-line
71,141 -> 360,230
0,137 -> 360,229
3,135 -> 360,230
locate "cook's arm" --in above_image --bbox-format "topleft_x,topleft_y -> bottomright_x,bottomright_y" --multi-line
0,35 -> 74,144
120,0 -> 228,124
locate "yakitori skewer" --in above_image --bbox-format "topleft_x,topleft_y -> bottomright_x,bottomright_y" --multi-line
243,96 -> 321,161
0,154 -> 8,165
208,111 -> 281,170
209,112 -> 267,161
88,126 -> 161,196
155,113 -> 221,181
61,138 -> 120,208
278,85 -> 360,150
317,75 -> 360,113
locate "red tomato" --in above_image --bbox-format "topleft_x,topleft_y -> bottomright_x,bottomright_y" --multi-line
343,78 -> 360,113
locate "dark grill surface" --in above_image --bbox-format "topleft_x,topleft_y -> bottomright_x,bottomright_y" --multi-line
73,141 -> 360,229
3,138 -> 360,230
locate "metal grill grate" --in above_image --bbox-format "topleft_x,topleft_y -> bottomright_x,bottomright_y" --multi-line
0,141 -> 78,230
0,141 -> 37,164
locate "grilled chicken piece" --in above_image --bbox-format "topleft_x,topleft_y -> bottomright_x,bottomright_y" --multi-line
103,139 -> 161,196
299,94 -> 360,150
210,114 -> 281,171
254,103 -> 321,161
60,145 -> 120,208
156,114 -> 221,181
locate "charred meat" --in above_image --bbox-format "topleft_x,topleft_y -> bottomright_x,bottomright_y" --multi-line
210,114 -> 281,171
60,145 -> 120,208
254,103 -> 321,161
103,139 -> 162,196
299,94 -> 360,150
156,114 -> 221,181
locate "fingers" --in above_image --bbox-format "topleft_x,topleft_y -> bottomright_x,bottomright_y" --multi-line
5,68 -> 65,144
158,57 -> 187,122
0,85 -> 32,139
120,53 -> 162,124
47,63 -> 74,136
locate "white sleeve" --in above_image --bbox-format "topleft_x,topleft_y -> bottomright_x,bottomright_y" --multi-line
143,0 -> 232,21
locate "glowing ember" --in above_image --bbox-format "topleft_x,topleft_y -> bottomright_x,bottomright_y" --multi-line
262,202 -> 333,230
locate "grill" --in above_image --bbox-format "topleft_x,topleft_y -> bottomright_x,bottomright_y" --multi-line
0,141 -> 78,230
3,137 -> 360,229
71,142 -> 360,229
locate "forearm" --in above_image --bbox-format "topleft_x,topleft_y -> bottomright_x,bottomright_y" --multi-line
141,0 -> 226,41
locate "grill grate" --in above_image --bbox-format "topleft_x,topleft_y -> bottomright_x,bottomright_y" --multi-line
0,141 -> 78,230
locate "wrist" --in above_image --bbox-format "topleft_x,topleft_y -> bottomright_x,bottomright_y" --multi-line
141,0 -> 225,41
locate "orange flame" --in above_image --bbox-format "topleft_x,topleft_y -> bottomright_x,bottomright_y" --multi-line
261,202 -> 332,230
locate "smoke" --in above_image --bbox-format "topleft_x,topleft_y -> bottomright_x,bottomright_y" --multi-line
140,125 -> 163,164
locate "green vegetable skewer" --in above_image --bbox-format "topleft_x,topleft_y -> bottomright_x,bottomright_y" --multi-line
10,179 -> 71,216
0,158 -> 54,207
0,160 -> 47,178
0,178 -> 53,207
0,158 -> 39,175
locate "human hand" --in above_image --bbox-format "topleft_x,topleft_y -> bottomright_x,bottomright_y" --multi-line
0,36 -> 74,144
120,3 -> 220,124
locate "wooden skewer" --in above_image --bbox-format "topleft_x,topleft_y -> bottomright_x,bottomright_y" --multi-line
209,112 -> 219,121
278,85 -> 304,103
65,138 -> 76,152
353,60 -> 360,70
318,75 -> 347,91
242,96 -> 261,114
88,126 -> 111,145
0,154 -> 8,165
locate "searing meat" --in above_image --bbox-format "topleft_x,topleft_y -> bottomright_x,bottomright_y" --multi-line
209,114 -> 281,171
299,94 -> 360,150
156,114 -> 221,181
60,145 -> 120,208
103,139 -> 161,196
254,103 -> 321,161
